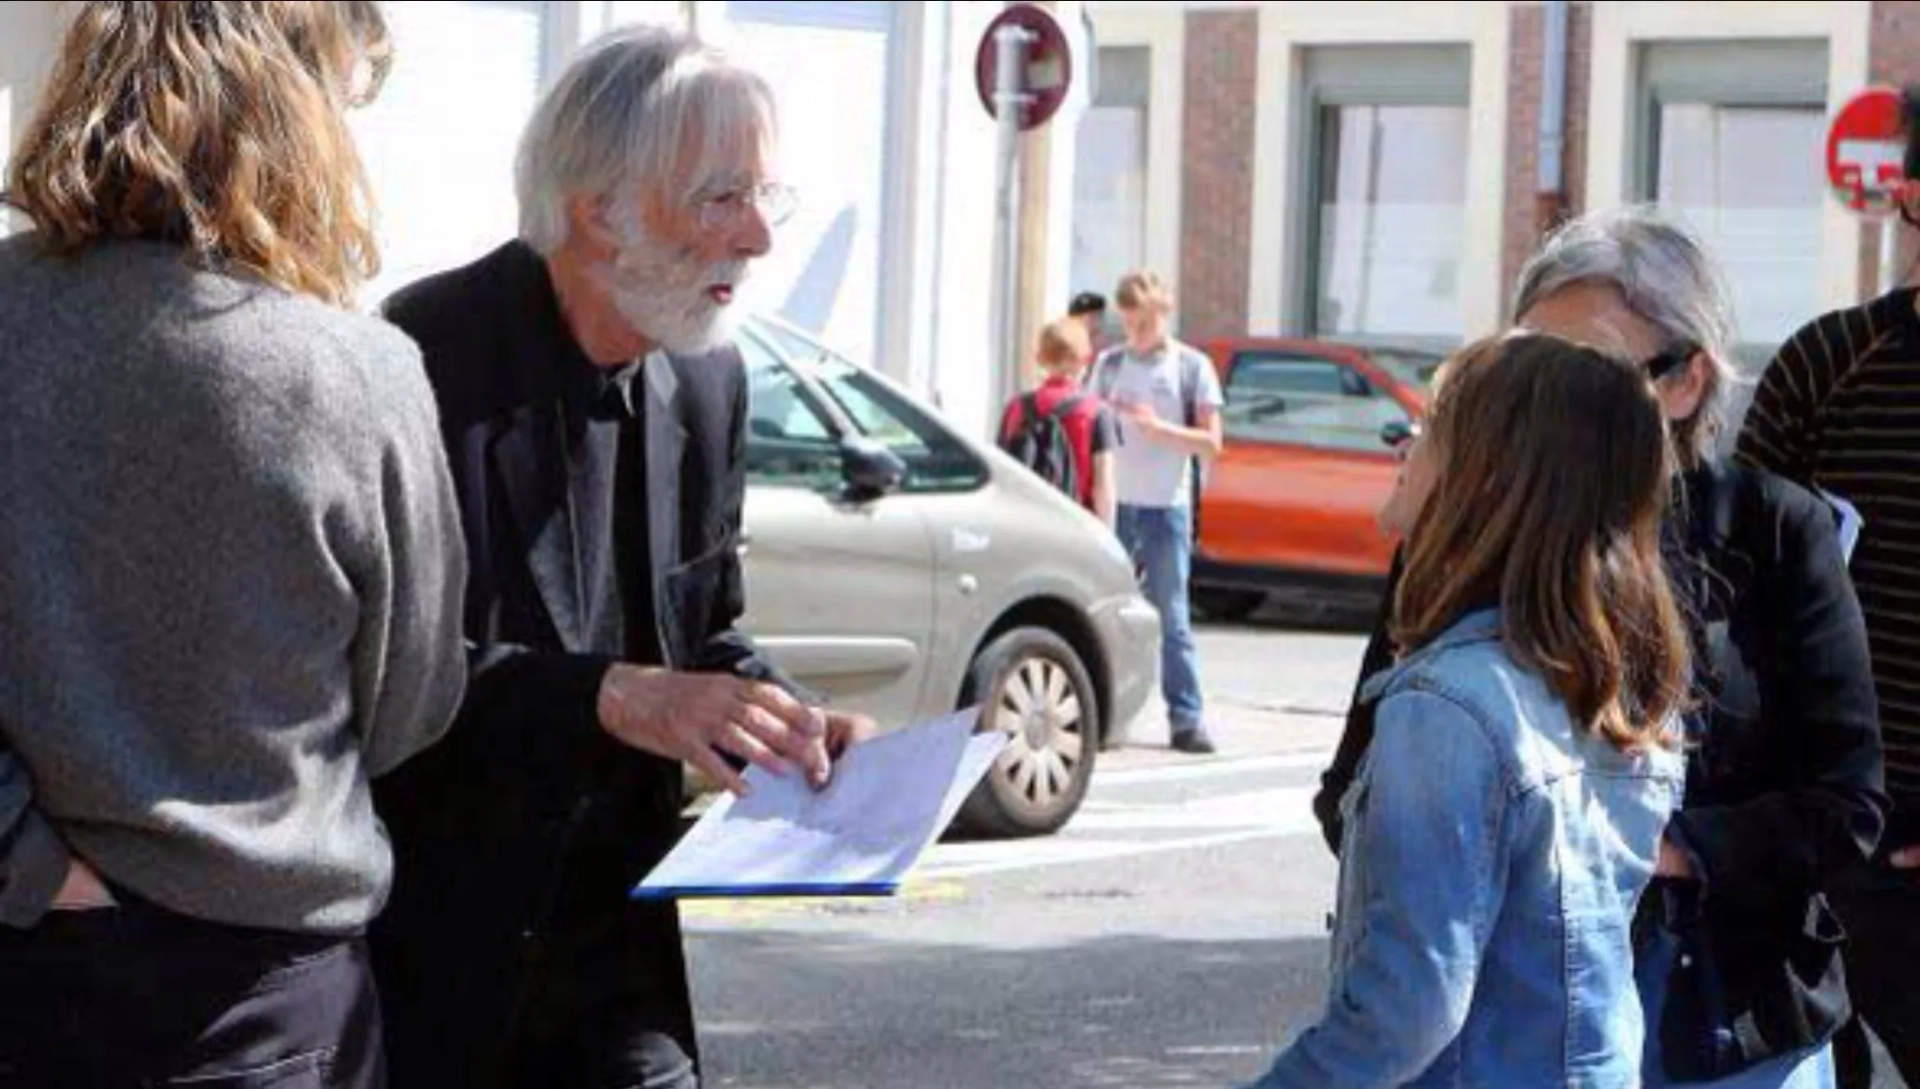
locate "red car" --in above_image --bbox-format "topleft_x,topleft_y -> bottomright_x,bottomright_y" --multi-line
1190,337 -> 1439,620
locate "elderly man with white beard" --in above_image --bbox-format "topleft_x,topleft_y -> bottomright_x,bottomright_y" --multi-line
367,27 -> 874,1089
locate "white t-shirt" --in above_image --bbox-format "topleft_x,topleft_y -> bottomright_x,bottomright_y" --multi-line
1100,339 -> 1223,510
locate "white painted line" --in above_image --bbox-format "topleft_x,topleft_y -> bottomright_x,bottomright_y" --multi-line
915,826 -> 1302,881
1165,1045 -> 1270,1058
1095,750 -> 1334,787
1068,787 -> 1316,833
917,789 -> 1322,882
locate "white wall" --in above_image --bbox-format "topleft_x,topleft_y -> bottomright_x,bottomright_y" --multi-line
1246,0 -> 1510,339
0,2 -> 61,235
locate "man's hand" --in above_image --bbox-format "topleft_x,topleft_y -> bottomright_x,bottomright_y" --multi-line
1890,845 -> 1920,871
597,665 -> 830,795
823,711 -> 880,760
1120,400 -> 1163,435
52,860 -> 115,911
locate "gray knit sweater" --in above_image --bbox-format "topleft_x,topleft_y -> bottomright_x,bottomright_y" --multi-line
0,236 -> 467,933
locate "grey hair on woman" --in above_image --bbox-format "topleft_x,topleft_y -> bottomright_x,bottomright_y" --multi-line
1512,205 -> 1738,465
514,25 -> 776,255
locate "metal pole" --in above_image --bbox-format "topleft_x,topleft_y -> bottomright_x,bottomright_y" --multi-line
990,23 -> 1033,414
1881,213 -> 1901,296
1536,0 -> 1569,231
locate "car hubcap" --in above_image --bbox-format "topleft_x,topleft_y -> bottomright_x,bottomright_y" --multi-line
992,656 -> 1085,810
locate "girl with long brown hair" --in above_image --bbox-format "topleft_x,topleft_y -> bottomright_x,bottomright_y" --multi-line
0,4 -> 464,1084
1246,334 -> 1687,1088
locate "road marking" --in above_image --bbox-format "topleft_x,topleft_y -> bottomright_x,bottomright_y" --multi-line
1094,750 -> 1333,787
911,825 -> 1303,882
1165,1045 -> 1270,1058
1069,787 -> 1315,832
915,784 -> 1322,881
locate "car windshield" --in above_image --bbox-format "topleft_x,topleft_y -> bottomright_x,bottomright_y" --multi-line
1368,347 -> 1447,388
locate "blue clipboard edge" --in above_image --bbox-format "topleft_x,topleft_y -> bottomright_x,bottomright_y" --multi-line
631,881 -> 899,901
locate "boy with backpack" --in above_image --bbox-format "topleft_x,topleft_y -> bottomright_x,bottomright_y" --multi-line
998,317 -> 1118,528
1086,270 -> 1224,755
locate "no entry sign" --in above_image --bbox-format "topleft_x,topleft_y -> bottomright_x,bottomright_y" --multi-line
1827,86 -> 1910,216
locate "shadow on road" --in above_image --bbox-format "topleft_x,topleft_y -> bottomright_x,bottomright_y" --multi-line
689,930 -> 1328,1089
1196,598 -> 1378,637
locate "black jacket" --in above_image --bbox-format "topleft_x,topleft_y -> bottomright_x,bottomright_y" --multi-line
368,242 -> 786,1087
1314,462 -> 1886,1075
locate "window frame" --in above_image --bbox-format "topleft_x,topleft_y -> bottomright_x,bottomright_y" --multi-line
1220,349 -> 1409,458
1630,38 -> 1827,367
740,320 -> 990,497
1291,44 -> 1472,347
737,327 -> 855,494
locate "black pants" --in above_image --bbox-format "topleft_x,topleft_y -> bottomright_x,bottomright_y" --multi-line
0,897 -> 383,1088
497,902 -> 698,1089
1832,857 -> 1920,1089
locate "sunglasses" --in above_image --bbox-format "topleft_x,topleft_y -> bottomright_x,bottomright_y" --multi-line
1386,421 -> 1423,462
1643,344 -> 1697,382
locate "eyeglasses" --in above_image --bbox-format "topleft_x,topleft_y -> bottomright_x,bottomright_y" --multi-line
1643,343 -> 1697,382
694,181 -> 799,231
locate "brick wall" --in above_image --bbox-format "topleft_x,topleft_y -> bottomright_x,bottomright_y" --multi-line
1177,8 -> 1258,341
1501,2 -> 1592,316
1860,0 -> 1920,300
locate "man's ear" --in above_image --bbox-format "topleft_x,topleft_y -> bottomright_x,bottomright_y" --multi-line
566,194 -> 617,252
1680,351 -> 1713,404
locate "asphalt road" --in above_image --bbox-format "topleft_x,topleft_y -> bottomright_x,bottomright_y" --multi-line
683,618 -> 1362,1089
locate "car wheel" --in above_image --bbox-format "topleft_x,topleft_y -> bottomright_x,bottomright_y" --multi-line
1192,588 -> 1264,622
955,627 -> 1099,839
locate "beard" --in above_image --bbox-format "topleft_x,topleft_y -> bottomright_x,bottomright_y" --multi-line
595,207 -> 750,356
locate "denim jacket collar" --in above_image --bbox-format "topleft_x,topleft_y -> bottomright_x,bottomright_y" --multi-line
1358,608 -> 1501,705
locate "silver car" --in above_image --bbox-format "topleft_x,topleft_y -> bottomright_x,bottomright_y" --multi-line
734,316 -> 1160,837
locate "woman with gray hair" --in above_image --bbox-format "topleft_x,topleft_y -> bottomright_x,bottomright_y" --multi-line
1314,206 -> 1883,1088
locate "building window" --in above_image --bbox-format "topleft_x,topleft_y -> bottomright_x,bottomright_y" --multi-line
1296,45 -> 1470,348
349,1 -> 551,304
1312,104 -> 1469,344
1638,41 -> 1827,362
1071,46 -> 1150,313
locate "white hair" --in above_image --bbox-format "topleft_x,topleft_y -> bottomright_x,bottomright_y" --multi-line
515,25 -> 777,255
1512,205 -> 1739,464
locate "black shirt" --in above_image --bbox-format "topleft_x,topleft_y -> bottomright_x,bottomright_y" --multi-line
1738,287 -> 1920,807
558,345 -> 663,669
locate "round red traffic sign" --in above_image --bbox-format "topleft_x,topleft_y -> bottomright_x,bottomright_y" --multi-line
1826,86 -> 1910,215
974,3 -> 1073,132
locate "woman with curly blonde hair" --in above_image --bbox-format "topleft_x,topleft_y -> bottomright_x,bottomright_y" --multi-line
0,4 -> 466,1084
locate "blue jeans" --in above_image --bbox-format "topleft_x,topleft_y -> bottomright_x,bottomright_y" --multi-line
1117,504 -> 1205,733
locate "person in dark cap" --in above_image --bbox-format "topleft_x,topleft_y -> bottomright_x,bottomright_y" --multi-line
1069,290 -> 1109,353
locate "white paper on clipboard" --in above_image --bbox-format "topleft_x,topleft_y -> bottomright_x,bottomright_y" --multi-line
1820,489 -> 1865,565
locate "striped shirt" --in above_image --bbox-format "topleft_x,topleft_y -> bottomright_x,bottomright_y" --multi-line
1736,287 -> 1920,801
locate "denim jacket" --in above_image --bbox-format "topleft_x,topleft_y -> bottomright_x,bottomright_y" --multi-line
1248,610 -> 1685,1089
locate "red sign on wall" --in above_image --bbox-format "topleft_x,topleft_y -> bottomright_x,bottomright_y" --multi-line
1827,86 -> 1910,216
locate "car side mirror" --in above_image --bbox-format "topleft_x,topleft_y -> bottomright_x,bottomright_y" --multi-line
840,436 -> 906,501
1380,419 -> 1417,449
